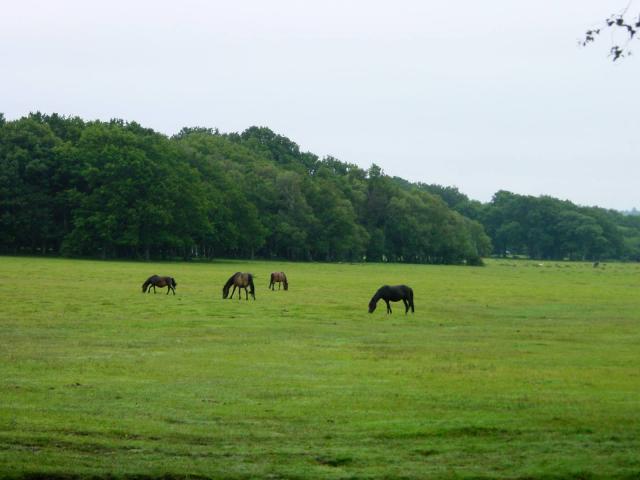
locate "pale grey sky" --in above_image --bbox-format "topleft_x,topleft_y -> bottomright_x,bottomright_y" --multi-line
2,0 -> 639,210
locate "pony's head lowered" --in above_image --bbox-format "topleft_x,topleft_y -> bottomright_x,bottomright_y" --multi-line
282,273 -> 288,291
222,272 -> 240,299
368,293 -> 379,313
142,275 -> 157,293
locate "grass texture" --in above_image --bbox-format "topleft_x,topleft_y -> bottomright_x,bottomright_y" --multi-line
0,257 -> 639,479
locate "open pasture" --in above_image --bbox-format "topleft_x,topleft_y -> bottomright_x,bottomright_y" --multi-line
0,257 -> 639,479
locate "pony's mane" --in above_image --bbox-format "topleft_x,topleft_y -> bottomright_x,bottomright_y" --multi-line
369,288 -> 383,306
369,293 -> 378,307
142,275 -> 156,289
223,272 -> 241,295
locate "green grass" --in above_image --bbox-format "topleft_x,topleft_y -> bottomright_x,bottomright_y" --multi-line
0,257 -> 639,479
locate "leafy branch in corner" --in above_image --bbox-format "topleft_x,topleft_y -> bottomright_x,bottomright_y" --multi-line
582,2 -> 640,60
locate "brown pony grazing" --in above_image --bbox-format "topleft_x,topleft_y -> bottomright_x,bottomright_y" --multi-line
222,272 -> 255,300
142,275 -> 177,295
269,272 -> 288,291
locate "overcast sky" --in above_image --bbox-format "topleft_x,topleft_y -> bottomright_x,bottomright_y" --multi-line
2,0 -> 639,210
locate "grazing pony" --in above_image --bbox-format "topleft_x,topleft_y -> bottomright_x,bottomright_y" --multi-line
223,272 -> 255,300
269,272 -> 288,291
142,275 -> 177,295
368,285 -> 414,314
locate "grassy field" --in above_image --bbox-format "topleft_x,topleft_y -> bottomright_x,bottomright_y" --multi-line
0,256 -> 639,479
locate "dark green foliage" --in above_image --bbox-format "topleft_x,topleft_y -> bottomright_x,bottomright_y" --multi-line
0,113 -> 487,264
481,191 -> 629,261
1,112 -> 637,263
417,184 -> 638,261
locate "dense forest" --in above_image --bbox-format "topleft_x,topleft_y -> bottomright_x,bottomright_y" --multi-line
1,113 -> 639,263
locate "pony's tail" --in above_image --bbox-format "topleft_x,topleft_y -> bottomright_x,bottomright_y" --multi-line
409,288 -> 415,312
248,274 -> 256,299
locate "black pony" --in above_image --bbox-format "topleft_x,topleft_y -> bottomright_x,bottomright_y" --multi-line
142,275 -> 177,295
368,285 -> 414,314
223,272 -> 255,300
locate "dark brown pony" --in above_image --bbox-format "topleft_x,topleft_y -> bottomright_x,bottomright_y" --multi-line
368,285 -> 414,314
269,272 -> 288,291
142,275 -> 177,295
222,272 -> 255,300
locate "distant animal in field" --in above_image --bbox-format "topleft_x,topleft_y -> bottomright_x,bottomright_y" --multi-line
368,285 -> 414,314
269,272 -> 288,291
593,261 -> 599,268
142,275 -> 177,295
223,272 -> 255,300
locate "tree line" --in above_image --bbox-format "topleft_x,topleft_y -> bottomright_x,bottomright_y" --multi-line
1,113 -> 638,263
418,185 -> 640,261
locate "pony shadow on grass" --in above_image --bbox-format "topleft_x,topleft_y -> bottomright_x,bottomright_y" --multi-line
142,275 -> 177,295
223,272 -> 255,300
368,285 -> 414,314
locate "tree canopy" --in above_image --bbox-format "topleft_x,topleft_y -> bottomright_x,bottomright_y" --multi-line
0,113 -> 490,264
1,113 -> 638,263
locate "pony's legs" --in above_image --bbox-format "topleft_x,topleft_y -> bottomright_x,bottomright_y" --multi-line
230,285 -> 237,299
153,285 -> 156,294
245,287 -> 248,300
403,299 -> 409,314
385,300 -> 392,314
